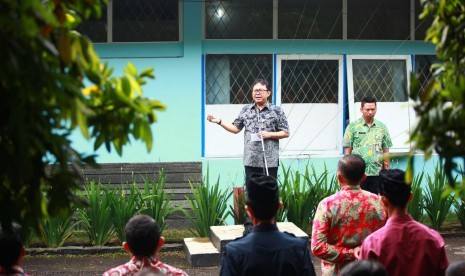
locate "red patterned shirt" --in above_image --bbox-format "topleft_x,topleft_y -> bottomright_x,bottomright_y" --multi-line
0,265 -> 31,276
102,256 -> 188,276
311,185 -> 385,276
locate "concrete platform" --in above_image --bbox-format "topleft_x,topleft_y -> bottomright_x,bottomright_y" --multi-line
184,222 -> 308,267
183,237 -> 220,267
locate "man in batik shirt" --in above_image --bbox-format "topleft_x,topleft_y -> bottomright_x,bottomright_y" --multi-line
311,154 -> 385,276
103,215 -> 187,276
343,96 -> 392,194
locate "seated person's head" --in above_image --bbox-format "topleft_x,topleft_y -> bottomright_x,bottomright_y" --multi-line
123,215 -> 163,258
246,173 -> 280,221
446,261 -> 465,276
340,260 -> 387,276
337,154 -> 366,185
379,169 -> 411,208
0,223 -> 25,271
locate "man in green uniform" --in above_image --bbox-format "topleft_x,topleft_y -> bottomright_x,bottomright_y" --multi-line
342,97 -> 392,194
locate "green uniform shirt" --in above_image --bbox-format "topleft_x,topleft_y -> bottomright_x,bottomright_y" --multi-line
342,118 -> 392,176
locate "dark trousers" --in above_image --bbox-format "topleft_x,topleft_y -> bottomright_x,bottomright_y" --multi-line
361,176 -> 380,194
244,166 -> 278,184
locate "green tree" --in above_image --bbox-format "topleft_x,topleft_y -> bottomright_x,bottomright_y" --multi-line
0,0 -> 165,230
409,0 -> 465,198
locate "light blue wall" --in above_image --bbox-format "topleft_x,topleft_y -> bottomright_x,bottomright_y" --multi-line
71,0 -> 439,193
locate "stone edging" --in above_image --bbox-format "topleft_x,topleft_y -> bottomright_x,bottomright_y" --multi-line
27,243 -> 183,256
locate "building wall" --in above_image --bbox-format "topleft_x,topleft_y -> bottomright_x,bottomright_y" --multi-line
70,0 -> 439,189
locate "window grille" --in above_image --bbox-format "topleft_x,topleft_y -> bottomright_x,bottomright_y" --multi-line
205,54 -> 273,104
77,8 -> 107,43
352,59 -> 408,102
281,60 -> 339,103
205,0 -> 272,39
414,55 -> 438,98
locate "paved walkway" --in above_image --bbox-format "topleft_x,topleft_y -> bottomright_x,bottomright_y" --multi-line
22,235 -> 465,275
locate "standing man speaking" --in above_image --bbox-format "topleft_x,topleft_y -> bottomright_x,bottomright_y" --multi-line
207,79 -> 289,182
342,97 -> 392,194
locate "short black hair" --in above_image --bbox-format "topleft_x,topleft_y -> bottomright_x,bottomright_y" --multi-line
379,169 -> 411,208
125,215 -> 161,258
338,154 -> 366,184
446,261 -> 465,276
361,97 -> 377,108
0,223 -> 24,269
246,173 -> 279,220
252,79 -> 271,92
340,260 -> 387,276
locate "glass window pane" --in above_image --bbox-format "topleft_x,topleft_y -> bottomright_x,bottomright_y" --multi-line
205,0 -> 272,39
206,55 -> 273,104
282,60 -> 339,103
414,55 -> 438,98
113,0 -> 179,42
279,0 -> 342,39
77,7 -> 107,43
414,0 -> 434,41
352,59 -> 408,102
348,0 -> 410,40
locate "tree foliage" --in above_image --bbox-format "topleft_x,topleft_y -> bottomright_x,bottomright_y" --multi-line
0,0 -> 165,230
409,0 -> 465,198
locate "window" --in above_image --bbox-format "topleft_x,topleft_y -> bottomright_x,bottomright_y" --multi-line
414,55 -> 438,97
205,54 -> 273,104
278,0 -> 342,39
414,0 -> 434,41
205,0 -> 272,39
77,0 -> 179,43
347,0 -> 410,40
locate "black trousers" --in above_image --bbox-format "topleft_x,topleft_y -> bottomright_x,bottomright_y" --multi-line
244,166 -> 278,184
360,176 -> 380,194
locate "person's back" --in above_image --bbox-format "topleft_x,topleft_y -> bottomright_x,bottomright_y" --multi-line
311,155 -> 385,275
0,223 -> 30,276
220,173 -> 316,276
359,169 -> 449,276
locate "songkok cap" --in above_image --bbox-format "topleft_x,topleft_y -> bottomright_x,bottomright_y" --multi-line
246,173 -> 279,205
379,169 -> 411,198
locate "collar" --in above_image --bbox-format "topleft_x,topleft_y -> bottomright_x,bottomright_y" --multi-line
386,213 -> 413,225
341,185 -> 361,191
251,223 -> 279,233
361,117 -> 377,127
250,102 -> 270,111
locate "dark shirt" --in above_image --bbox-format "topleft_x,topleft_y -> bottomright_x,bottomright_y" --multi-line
220,223 -> 316,276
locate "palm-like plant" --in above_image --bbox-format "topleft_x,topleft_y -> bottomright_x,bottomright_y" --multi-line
139,171 -> 181,234
39,210 -> 79,248
408,171 -> 425,222
108,183 -> 141,243
424,164 -> 456,230
77,181 -> 115,246
183,168 -> 232,237
453,199 -> 465,230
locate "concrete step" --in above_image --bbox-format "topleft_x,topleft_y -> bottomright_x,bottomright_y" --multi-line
183,222 -> 309,267
183,237 -> 221,267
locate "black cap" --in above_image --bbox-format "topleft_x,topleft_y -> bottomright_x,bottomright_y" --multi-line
379,169 -> 411,207
246,173 -> 279,205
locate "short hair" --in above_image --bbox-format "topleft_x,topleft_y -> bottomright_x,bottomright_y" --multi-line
379,169 -> 411,208
0,223 -> 24,269
361,97 -> 377,108
252,79 -> 271,92
338,154 -> 366,184
246,173 -> 279,220
125,215 -> 161,258
340,260 -> 387,276
446,261 -> 465,276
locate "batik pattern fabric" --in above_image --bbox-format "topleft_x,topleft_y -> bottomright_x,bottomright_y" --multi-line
233,103 -> 289,168
311,185 -> 385,276
0,265 -> 31,276
102,256 -> 188,276
342,118 -> 392,176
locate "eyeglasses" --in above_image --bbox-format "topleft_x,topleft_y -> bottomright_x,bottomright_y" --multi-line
253,89 -> 269,94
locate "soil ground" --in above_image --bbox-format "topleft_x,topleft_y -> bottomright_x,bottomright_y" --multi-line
22,235 -> 465,276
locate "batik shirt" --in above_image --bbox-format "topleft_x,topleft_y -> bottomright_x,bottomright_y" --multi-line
233,103 -> 289,168
311,185 -> 385,276
342,118 -> 392,176
0,265 -> 30,276
102,256 -> 188,276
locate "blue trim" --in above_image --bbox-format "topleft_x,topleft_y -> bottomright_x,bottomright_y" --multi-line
201,54 -> 205,158
342,54 -> 348,155
411,55 -> 415,72
273,54 -> 277,105
94,42 -> 184,58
